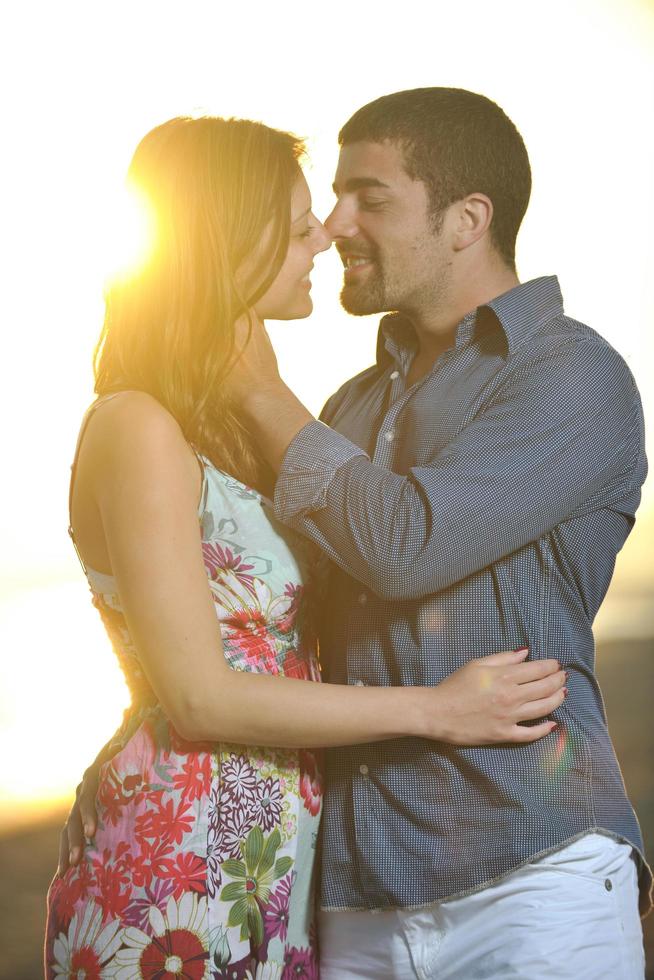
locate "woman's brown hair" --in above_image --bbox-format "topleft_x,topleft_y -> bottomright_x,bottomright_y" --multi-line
94,116 -> 305,487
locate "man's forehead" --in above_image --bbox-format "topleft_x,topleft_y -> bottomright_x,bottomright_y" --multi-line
332,139 -> 411,191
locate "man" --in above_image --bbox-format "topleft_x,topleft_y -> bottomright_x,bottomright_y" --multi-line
67,89 -> 650,976
228,88 -> 651,977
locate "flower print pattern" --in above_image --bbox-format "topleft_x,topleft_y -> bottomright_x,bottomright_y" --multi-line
220,826 -> 293,946
45,463 -> 321,977
51,901 -> 123,978
252,777 -> 284,832
282,945 -> 318,979
113,893 -> 210,979
222,754 -> 258,806
298,751 -> 322,817
202,541 -> 257,596
263,873 -> 293,943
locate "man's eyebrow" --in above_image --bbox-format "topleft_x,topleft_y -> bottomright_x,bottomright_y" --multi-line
291,206 -> 312,224
332,177 -> 390,194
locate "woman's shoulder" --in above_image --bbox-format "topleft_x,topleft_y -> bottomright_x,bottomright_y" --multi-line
80,390 -> 193,479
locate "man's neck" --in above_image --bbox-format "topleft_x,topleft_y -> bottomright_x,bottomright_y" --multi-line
404,263 -> 519,385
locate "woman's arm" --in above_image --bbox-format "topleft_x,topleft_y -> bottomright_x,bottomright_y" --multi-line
84,392 -> 564,750
59,396 -> 565,874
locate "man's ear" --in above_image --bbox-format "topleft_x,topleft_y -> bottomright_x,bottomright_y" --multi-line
451,193 -> 494,251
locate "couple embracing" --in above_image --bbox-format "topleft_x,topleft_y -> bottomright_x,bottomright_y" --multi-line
46,88 -> 650,979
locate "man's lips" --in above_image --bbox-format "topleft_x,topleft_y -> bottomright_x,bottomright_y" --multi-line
339,253 -> 375,279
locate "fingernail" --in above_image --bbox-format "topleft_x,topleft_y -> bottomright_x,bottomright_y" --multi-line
564,670 -> 570,679
551,722 -> 558,729
69,850 -> 74,865
563,687 -> 568,695
83,824 -> 92,838
514,646 -> 529,652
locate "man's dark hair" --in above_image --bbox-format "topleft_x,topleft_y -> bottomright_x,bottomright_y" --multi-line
339,88 -> 531,267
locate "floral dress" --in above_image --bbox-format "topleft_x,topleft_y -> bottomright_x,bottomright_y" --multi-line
45,457 -> 323,980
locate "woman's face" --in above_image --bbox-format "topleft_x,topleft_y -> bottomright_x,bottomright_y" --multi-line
254,173 -> 331,320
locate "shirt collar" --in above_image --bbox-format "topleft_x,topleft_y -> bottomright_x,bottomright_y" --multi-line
376,275 -> 564,366
484,275 -> 564,354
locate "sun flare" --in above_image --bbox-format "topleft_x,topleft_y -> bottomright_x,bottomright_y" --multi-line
101,180 -> 156,286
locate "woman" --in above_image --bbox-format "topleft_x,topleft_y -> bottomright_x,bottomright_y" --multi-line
45,116 -> 565,979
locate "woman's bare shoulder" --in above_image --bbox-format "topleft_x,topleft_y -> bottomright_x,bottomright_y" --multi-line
80,391 -> 194,482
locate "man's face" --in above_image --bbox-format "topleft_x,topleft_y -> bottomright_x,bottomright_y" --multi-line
325,140 -> 451,317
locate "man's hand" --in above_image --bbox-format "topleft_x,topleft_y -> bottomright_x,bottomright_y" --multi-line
228,311 -> 283,403
227,311 -> 315,473
56,765 -> 100,876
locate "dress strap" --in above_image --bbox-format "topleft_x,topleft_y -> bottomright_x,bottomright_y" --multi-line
67,392 -> 129,572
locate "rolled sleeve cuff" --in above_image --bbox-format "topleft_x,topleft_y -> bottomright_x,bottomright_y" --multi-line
274,420 -> 368,522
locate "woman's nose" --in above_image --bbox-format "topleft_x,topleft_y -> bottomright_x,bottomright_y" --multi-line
313,220 -> 332,254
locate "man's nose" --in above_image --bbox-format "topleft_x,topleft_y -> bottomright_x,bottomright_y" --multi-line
325,201 -> 358,240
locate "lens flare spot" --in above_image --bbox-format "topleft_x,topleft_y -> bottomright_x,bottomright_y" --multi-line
418,601 -> 442,634
102,180 -> 156,285
543,724 -> 572,780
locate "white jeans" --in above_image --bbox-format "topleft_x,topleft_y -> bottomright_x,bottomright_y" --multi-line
319,834 -> 645,979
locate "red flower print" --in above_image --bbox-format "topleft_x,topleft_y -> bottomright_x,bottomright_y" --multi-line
91,858 -> 130,921
48,871 -> 86,928
128,838 -> 175,889
299,751 -> 322,817
161,852 -> 207,900
140,928 -> 208,979
115,895 -> 209,977
96,779 -> 128,827
172,753 -> 212,802
69,945 -> 103,977
223,608 -> 279,673
282,648 -> 311,680
136,798 -> 194,846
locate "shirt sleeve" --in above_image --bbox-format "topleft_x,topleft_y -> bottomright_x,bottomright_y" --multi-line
273,340 -> 647,600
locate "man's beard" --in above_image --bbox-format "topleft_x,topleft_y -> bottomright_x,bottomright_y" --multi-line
339,262 -> 391,316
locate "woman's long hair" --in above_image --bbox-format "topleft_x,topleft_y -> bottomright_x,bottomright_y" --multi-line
94,116 -> 304,487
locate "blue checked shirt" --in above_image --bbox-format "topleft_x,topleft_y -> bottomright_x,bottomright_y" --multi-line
273,276 -> 652,913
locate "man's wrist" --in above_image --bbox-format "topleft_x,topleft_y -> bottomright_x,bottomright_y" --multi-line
240,379 -> 291,424
239,380 -> 315,474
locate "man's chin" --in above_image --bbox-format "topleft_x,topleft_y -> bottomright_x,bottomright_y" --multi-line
339,284 -> 387,317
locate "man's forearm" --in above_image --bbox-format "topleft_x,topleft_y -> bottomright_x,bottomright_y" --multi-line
243,381 -> 315,473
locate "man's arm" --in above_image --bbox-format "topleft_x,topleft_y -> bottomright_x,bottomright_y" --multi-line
57,706 -> 142,874
239,336 -> 646,600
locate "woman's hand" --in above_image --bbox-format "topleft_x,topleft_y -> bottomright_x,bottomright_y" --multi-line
421,648 -> 566,745
56,765 -> 100,875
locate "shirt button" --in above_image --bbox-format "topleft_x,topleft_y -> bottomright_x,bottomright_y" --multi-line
390,370 -> 400,380
384,430 -> 394,442
359,764 -> 369,776
604,878 -> 613,891
358,593 -> 368,606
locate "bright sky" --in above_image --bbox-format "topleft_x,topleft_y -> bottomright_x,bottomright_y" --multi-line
1,0 -> 653,826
